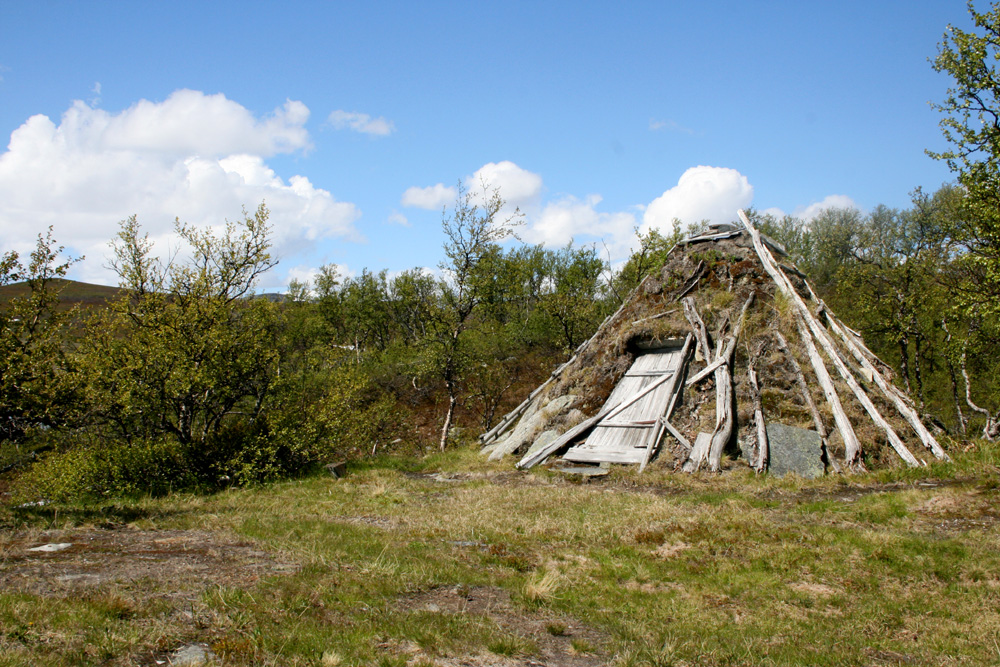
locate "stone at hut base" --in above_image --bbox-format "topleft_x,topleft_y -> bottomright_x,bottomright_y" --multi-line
765,423 -> 824,479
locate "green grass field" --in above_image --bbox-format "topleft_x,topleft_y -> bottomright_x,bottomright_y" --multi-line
2,444 -> 999,666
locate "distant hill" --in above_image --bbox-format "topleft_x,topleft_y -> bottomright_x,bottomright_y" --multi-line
0,280 -> 289,310
0,279 -> 122,312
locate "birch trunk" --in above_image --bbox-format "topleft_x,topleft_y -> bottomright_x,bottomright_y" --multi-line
739,211 -> 920,468
748,364 -> 768,473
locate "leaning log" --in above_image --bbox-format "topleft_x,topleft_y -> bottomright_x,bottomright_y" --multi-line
739,211 -> 920,468
794,316 -> 863,469
682,296 -> 713,364
748,363 -> 768,473
775,331 -> 841,474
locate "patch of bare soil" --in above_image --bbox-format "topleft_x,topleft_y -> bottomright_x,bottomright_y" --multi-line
911,487 -> 1000,533
0,528 -> 297,599
394,585 -> 608,667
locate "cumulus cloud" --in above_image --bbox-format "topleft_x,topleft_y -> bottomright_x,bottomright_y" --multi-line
641,166 -> 754,235
793,194 -> 858,221
403,162 -> 761,264
0,91 -> 360,285
401,183 -> 458,210
523,194 -> 637,258
402,161 -> 543,231
328,110 -> 395,136
387,211 -> 409,226
468,161 -> 543,209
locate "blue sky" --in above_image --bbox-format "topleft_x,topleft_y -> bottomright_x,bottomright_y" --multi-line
0,1 -> 970,289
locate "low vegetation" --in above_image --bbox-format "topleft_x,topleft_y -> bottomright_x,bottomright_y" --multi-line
2,445 -> 1000,665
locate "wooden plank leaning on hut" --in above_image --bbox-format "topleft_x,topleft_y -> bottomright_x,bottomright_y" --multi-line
805,284 -> 948,461
639,334 -> 693,472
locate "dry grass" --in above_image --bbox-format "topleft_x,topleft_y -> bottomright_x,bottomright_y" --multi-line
2,444 -> 1000,665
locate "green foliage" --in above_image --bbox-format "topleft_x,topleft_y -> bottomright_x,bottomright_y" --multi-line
0,229 -> 80,444
271,359 -> 408,463
929,4 -> 1000,436
80,206 -> 280,447
610,227 -> 678,300
15,436 -> 195,501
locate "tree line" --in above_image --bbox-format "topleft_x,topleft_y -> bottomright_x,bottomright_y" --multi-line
2,1 -> 1000,498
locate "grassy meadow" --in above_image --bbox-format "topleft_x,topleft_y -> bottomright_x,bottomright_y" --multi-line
2,443 -> 1000,666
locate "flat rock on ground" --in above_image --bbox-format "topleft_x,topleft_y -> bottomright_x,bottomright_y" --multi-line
0,528 -> 297,599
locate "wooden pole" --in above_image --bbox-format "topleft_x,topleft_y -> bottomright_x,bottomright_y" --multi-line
814,294 -> 948,461
748,363 -> 768,473
739,211 -> 920,468
794,315 -> 864,469
706,293 -> 755,472
774,331 -> 842,474
682,296 -> 713,364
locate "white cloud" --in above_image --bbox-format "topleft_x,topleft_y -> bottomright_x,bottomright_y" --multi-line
401,183 -> 458,210
793,194 -> 858,221
523,194 -> 637,258
401,161 -> 543,222
387,211 -> 409,226
0,91 -> 360,285
641,166 -> 754,236
328,110 -> 395,136
468,161 -> 543,209
649,118 -> 695,135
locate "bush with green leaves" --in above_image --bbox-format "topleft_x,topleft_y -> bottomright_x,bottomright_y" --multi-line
0,229 -> 80,447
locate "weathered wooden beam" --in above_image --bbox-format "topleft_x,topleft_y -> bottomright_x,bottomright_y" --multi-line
816,294 -> 948,461
706,293 -> 755,472
748,363 -> 768,474
739,210 -> 919,468
662,419 -> 691,450
683,433 -> 714,472
639,334 -> 693,472
682,296 -> 713,364
774,330 -> 841,474
516,409 -> 607,469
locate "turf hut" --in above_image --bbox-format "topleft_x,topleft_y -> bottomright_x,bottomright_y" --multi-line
480,211 -> 950,475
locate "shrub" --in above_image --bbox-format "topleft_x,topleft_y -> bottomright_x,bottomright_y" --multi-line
15,437 -> 195,502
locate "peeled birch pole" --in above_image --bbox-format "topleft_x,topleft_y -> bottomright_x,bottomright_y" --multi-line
707,293 -> 755,471
794,315 -> 863,468
748,364 -> 768,473
816,301 -> 948,461
706,361 -> 735,472
775,331 -> 842,474
739,211 -> 920,468
682,297 -> 713,364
